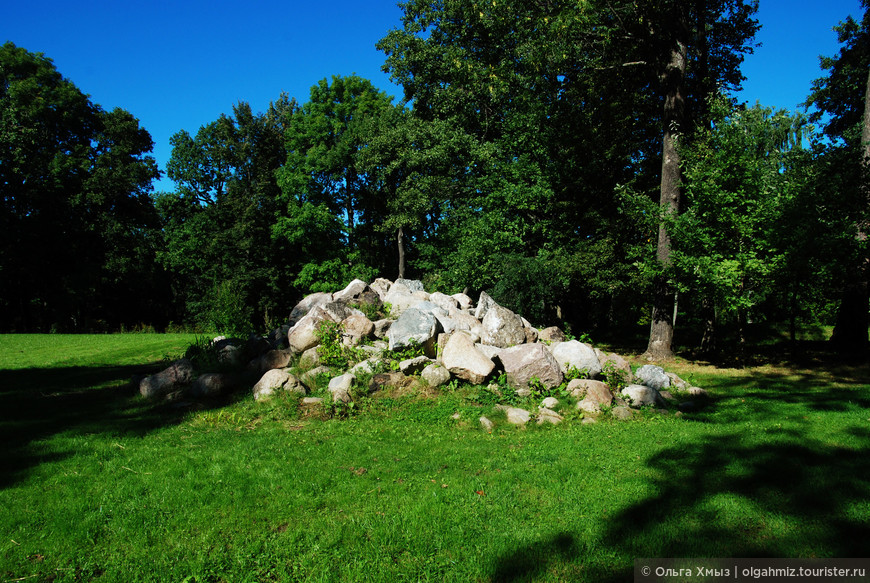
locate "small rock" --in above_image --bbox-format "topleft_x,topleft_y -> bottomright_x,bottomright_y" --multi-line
498,343 -> 563,391
611,406 -> 634,420
189,373 -> 234,397
506,407 -> 531,426
298,346 -> 321,369
537,326 -> 566,343
248,349 -> 294,375
300,365 -> 331,391
687,386 -> 709,399
302,397 -> 323,406
333,279 -> 369,303
541,396 -> 560,409
422,363 -> 451,387
328,373 -> 354,394
480,416 -> 495,432
581,417 -> 598,425
400,355 -> 431,375
577,398 -> 601,415
253,369 -> 305,401
666,372 -> 690,390
537,408 -> 564,425
140,359 -> 194,400
368,371 -> 409,393
567,379 -> 612,406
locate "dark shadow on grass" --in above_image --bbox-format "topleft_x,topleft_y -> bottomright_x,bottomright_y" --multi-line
0,363 -> 241,489
489,532 -> 578,583
485,364 -> 870,582
580,429 -> 870,582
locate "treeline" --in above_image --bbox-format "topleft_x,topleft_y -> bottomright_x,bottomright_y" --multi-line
2,0 -> 870,360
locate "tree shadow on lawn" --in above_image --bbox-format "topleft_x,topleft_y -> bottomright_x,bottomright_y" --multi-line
0,363 -> 237,489
487,429 -> 870,582
487,370 -> 870,582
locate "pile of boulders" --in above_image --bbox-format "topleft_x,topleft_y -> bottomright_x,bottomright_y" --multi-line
138,277 -> 709,426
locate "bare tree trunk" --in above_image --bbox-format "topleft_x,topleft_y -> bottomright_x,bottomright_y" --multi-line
644,39 -> 687,362
700,296 -> 717,356
397,225 -> 406,279
831,65 -> 870,352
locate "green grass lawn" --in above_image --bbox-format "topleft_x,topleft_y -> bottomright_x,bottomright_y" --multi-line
1,335 -> 869,582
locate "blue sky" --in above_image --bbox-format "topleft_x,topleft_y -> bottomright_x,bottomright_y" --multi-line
2,0 -> 864,192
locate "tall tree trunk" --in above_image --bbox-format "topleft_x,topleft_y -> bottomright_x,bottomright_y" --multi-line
397,225 -> 406,279
644,39 -> 687,362
830,66 -> 870,352
700,296 -> 717,356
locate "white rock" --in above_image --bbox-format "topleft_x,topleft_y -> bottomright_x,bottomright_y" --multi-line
441,332 -> 495,384
541,396 -> 560,409
537,408 -> 564,425
621,384 -> 660,408
550,340 -> 602,377
506,407 -> 531,426
422,363 -> 451,387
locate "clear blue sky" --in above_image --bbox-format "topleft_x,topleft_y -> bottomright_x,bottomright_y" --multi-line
2,0 -> 864,192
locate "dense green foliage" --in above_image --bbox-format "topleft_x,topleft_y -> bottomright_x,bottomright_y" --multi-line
0,42 -> 164,332
2,335 -> 869,580
2,1 -> 869,354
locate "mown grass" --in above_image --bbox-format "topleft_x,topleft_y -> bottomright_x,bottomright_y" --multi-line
1,335 -> 869,582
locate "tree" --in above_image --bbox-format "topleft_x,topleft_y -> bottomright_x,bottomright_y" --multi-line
0,42 -> 161,331
610,0 -> 761,361
276,75 -> 395,288
806,1 -> 870,351
674,96 -> 812,359
378,0 -> 759,334
159,96 -> 296,333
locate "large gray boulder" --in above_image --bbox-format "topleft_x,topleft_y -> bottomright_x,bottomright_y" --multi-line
451,293 -> 473,311
429,292 -> 459,312
566,379 -> 613,406
253,369 -> 305,401
333,279 -> 368,303
370,278 -> 392,301
189,372 -> 235,397
550,340 -> 602,378
289,292 -> 332,324
140,359 -> 194,400
394,278 -> 425,293
621,384 -> 660,408
383,283 -> 419,316
480,304 -> 526,348
287,306 -> 338,353
341,313 -> 375,345
497,343 -> 563,391
474,291 -> 498,320
248,349 -> 294,375
538,326 -> 566,343
388,307 -> 441,355
441,332 -> 495,384
634,364 -> 671,391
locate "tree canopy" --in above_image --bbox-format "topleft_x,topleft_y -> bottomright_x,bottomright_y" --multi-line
2,1 -> 868,358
